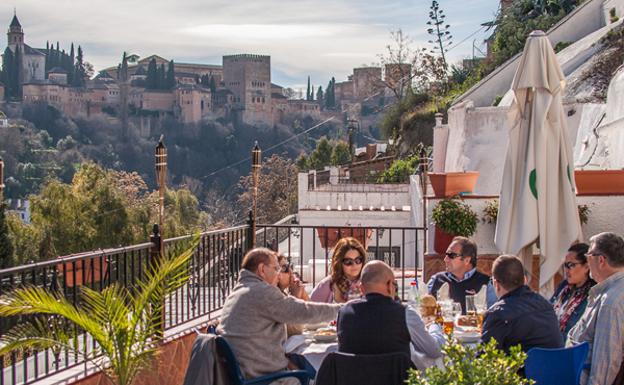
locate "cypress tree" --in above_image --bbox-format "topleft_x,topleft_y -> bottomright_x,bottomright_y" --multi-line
13,45 -> 21,98
45,41 -> 50,76
311,85 -> 315,101
157,64 -> 165,89
68,43 -> 75,84
316,85 -> 324,102
306,76 -> 311,100
0,203 -> 14,269
146,58 -> 157,89
166,60 -> 175,89
209,76 -> 216,93
2,48 -> 15,99
73,45 -> 85,87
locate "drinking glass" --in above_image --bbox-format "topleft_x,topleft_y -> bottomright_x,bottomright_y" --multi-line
465,295 -> 477,316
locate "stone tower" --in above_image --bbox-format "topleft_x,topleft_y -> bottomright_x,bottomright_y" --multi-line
222,54 -> 272,125
7,12 -> 24,50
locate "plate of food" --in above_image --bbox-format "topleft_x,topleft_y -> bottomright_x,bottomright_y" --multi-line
454,330 -> 481,343
304,322 -> 329,331
313,327 -> 337,343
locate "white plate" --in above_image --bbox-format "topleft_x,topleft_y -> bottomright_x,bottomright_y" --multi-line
305,322 -> 328,331
455,332 -> 481,343
313,333 -> 337,343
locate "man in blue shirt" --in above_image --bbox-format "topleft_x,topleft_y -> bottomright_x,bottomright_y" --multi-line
427,236 -> 491,313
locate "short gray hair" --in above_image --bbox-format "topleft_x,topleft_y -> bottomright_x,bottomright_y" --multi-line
589,232 -> 624,267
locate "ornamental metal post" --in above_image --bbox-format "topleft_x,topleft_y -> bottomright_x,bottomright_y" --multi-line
347,118 -> 359,163
419,146 -> 429,254
251,142 -> 262,248
0,157 -> 4,201
155,136 -> 167,252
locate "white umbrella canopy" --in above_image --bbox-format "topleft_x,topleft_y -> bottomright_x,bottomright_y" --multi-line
495,30 -> 582,288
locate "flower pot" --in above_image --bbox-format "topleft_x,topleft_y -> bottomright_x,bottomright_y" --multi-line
434,227 -> 455,254
427,171 -> 480,198
57,256 -> 109,287
316,227 -> 372,249
574,170 -> 624,196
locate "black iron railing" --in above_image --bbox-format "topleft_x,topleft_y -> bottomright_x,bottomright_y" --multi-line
0,223 -> 425,385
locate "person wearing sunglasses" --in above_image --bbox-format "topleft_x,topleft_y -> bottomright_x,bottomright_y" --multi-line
549,243 -> 596,341
276,254 -> 310,337
311,237 -> 367,303
427,236 -> 491,314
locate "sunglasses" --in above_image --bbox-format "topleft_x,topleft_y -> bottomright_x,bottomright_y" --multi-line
445,252 -> 463,259
342,257 -> 364,266
280,263 -> 291,273
563,261 -> 583,269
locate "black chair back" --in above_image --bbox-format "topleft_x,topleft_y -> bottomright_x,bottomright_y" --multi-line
315,351 -> 414,385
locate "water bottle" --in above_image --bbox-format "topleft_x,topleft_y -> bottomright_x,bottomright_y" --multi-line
408,279 -> 420,307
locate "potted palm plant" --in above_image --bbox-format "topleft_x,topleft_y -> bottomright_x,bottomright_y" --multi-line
0,235 -> 200,385
432,198 -> 478,253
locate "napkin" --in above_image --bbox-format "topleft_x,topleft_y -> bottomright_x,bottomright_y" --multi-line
438,282 -> 450,301
474,285 -> 487,309
284,334 -> 307,353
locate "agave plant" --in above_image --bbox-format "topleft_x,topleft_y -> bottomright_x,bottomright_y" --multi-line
0,235 -> 199,385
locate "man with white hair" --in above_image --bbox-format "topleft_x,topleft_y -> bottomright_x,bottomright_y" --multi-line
337,260 -> 445,368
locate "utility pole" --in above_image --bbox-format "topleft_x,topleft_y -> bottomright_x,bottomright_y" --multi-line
347,118 -> 359,162
155,136 -> 167,251
0,157 -> 5,201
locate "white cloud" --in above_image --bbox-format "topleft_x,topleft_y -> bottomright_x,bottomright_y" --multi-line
3,0 -> 499,87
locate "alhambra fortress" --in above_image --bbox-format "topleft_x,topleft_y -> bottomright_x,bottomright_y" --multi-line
0,14 -> 409,131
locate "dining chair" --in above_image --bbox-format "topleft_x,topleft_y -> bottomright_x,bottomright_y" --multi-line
214,335 -> 312,385
525,342 -> 589,385
315,351 -> 414,385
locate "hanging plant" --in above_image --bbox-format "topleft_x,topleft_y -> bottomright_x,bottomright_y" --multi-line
432,198 -> 478,236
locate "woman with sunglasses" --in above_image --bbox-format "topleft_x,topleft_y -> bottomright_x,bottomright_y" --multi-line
277,254 -> 309,337
310,237 -> 367,303
550,243 -> 596,341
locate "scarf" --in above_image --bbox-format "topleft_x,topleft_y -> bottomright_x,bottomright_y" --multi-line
552,279 -> 594,332
333,276 -> 361,302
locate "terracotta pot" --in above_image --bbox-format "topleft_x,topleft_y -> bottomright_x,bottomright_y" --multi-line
57,256 -> 109,287
574,170 -> 624,196
434,227 -> 455,254
316,227 -> 372,249
427,171 -> 480,198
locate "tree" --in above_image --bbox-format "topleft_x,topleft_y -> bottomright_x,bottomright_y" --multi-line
306,76 -> 311,100
157,63 -> 166,89
0,236 -> 200,385
316,85 -> 324,103
0,203 -> 14,268
209,76 -> 216,93
166,60 -> 175,89
237,154 -> 298,224
427,0 -> 453,75
119,52 -> 129,138
330,140 -> 351,165
325,78 -> 336,109
378,29 -> 430,99
146,58 -> 158,89
311,85 -> 315,101
72,45 -> 86,87
309,137 -> 333,170
1,47 -> 17,99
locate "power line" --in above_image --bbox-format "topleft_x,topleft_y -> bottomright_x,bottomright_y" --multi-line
200,117 -> 336,180
447,25 -> 486,52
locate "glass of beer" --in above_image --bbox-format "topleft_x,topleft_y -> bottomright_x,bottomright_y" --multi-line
443,316 -> 455,335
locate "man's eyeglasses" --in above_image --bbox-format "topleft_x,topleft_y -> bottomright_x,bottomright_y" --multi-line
342,257 -> 364,266
586,250 -> 602,258
445,252 -> 463,259
563,261 -> 583,269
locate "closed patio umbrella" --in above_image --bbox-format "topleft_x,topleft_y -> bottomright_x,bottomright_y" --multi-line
495,30 -> 581,289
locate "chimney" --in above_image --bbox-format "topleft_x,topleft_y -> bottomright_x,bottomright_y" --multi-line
366,144 -> 377,160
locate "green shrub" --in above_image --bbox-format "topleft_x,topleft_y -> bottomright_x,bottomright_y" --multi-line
432,198 -> 478,236
482,199 -> 499,224
407,338 -> 533,385
376,155 -> 420,183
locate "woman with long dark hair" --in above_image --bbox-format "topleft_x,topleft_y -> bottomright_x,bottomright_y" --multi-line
550,243 -> 596,340
310,237 -> 367,303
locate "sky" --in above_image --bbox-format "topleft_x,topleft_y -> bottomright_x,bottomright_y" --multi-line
3,0 -> 500,90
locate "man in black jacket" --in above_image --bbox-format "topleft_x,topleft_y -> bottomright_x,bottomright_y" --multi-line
427,236 -> 491,313
482,255 -> 563,353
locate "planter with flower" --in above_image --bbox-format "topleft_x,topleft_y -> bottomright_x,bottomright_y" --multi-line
431,198 -> 478,254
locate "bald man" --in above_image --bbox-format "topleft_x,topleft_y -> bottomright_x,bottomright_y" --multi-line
336,261 -> 445,368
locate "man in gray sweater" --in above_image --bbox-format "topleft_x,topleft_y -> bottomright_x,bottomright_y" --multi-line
218,248 -> 340,381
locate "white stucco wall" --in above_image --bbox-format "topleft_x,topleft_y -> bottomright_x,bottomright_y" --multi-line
454,0 -> 607,107
426,195 -> 624,258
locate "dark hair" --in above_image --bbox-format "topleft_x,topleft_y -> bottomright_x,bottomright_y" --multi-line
241,248 -> 276,273
589,232 -> 624,268
452,236 -> 478,267
568,243 -> 589,263
492,255 -> 524,291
